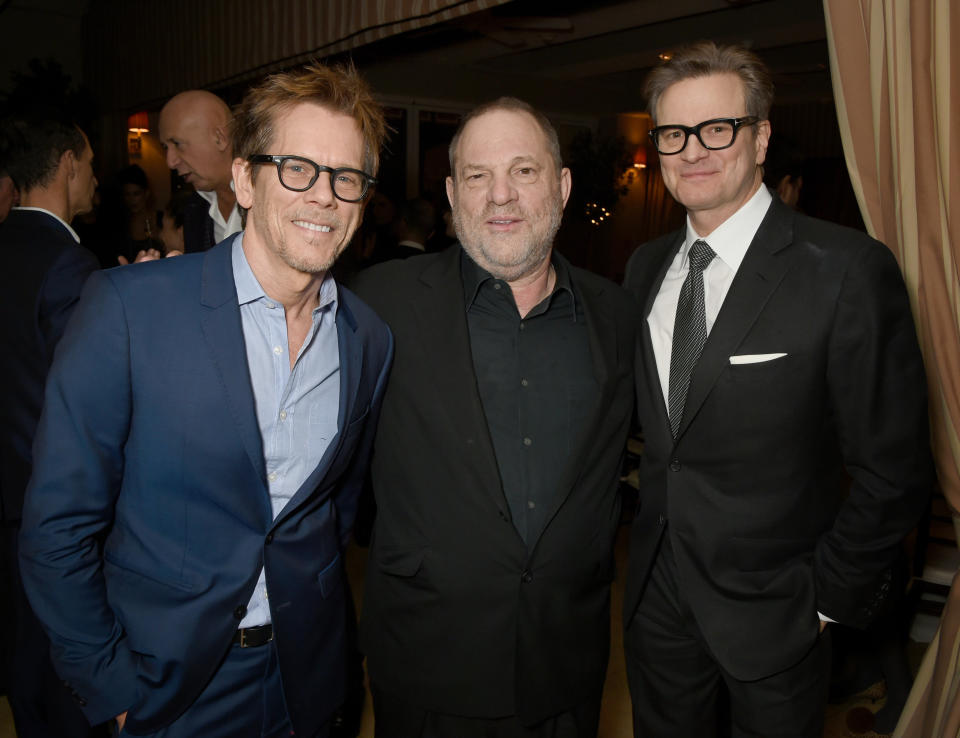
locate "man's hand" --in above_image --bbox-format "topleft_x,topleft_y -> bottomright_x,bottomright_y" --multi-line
116,711 -> 127,732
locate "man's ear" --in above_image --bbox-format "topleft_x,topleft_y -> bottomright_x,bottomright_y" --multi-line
559,167 -> 572,209
232,158 -> 255,209
754,119 -> 771,166
445,176 -> 455,209
214,125 -> 230,152
61,148 -> 78,180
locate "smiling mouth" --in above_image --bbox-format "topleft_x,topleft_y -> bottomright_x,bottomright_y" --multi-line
293,220 -> 333,233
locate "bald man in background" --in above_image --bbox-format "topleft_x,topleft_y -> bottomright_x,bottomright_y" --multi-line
158,90 -> 240,252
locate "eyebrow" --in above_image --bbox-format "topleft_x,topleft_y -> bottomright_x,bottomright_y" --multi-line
460,155 -> 540,172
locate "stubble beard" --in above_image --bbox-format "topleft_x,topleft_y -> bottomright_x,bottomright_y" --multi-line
251,200 -> 347,275
453,193 -> 564,282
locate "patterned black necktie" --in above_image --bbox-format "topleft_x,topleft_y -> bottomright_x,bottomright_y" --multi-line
667,239 -> 716,437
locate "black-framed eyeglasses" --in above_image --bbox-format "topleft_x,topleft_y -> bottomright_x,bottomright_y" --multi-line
648,117 -> 761,155
247,155 -> 377,203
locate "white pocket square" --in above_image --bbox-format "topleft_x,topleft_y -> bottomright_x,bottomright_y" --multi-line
728,352 -> 787,365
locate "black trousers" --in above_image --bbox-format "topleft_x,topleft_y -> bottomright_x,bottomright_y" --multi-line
624,535 -> 831,738
1,523 -> 109,738
371,684 -> 601,738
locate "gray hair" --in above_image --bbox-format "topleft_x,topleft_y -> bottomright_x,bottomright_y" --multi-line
644,41 -> 774,123
448,97 -> 562,177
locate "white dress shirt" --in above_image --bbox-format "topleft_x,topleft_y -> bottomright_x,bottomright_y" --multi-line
197,188 -> 242,244
648,185 -> 773,405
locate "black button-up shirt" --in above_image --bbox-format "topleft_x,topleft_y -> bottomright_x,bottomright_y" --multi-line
462,250 -> 598,545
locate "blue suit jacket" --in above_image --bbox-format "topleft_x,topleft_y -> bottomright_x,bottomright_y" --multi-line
19,236 -> 393,736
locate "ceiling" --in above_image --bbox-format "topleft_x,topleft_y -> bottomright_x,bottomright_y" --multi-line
347,0 -> 833,118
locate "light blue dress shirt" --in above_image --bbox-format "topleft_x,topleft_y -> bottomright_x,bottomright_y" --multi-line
231,235 -> 341,628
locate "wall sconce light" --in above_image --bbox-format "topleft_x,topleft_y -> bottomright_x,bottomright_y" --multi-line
127,112 -> 149,158
633,147 -> 648,169
127,112 -> 149,134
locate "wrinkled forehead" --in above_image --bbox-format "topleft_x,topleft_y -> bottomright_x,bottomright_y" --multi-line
456,109 -> 553,166
656,73 -> 748,124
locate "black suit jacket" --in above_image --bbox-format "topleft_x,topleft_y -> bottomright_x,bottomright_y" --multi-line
0,209 -> 98,521
623,195 -> 933,681
354,246 -> 637,724
181,191 -> 216,253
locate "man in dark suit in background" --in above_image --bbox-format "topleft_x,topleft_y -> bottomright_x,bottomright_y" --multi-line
622,41 -> 933,737
0,113 -> 104,737
389,197 -> 435,259
356,97 -> 637,738
19,63 -> 393,737
158,89 -> 240,252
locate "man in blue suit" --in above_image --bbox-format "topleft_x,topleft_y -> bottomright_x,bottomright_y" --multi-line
19,62 -> 393,738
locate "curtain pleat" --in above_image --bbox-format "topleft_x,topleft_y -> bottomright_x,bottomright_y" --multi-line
84,0 -> 513,112
823,0 -> 959,518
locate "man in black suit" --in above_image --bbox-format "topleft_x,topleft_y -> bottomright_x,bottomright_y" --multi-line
355,97 -> 637,737
158,90 -> 240,253
0,113 -> 104,737
622,41 -> 933,736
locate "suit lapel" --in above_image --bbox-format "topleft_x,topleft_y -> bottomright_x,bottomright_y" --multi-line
536,268 -> 619,533
414,248 -> 506,504
675,199 -> 795,439
199,238 -> 269,490
641,234 -> 684,432
275,299 -> 364,522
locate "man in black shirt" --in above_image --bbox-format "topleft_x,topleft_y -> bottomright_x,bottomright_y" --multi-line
354,97 -> 637,738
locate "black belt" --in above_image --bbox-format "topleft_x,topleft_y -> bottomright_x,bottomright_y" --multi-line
233,623 -> 273,648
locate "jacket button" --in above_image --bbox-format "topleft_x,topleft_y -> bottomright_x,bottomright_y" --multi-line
669,459 -> 681,472
234,605 -> 247,620
521,570 -> 533,583
75,696 -> 87,707
265,532 -> 273,545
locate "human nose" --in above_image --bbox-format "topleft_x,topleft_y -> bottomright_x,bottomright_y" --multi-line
487,172 -> 517,206
304,169 -> 336,206
165,147 -> 180,169
679,131 -> 709,162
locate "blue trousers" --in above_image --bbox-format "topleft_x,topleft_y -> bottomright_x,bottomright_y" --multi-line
122,640 -> 304,738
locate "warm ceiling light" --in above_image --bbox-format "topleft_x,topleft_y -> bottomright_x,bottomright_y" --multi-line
127,111 -> 149,134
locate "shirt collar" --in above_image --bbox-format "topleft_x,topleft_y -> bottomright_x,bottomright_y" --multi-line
683,184 -> 772,274
460,246 -> 578,320
13,206 -> 81,243
231,232 -> 338,315
197,184 -> 241,231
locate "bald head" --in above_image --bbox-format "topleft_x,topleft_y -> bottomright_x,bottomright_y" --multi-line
158,89 -> 233,192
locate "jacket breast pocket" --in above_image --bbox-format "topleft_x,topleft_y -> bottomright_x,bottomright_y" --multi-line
317,552 -> 343,599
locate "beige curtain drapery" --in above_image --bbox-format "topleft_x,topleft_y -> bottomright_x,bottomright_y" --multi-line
823,1 -> 960,516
